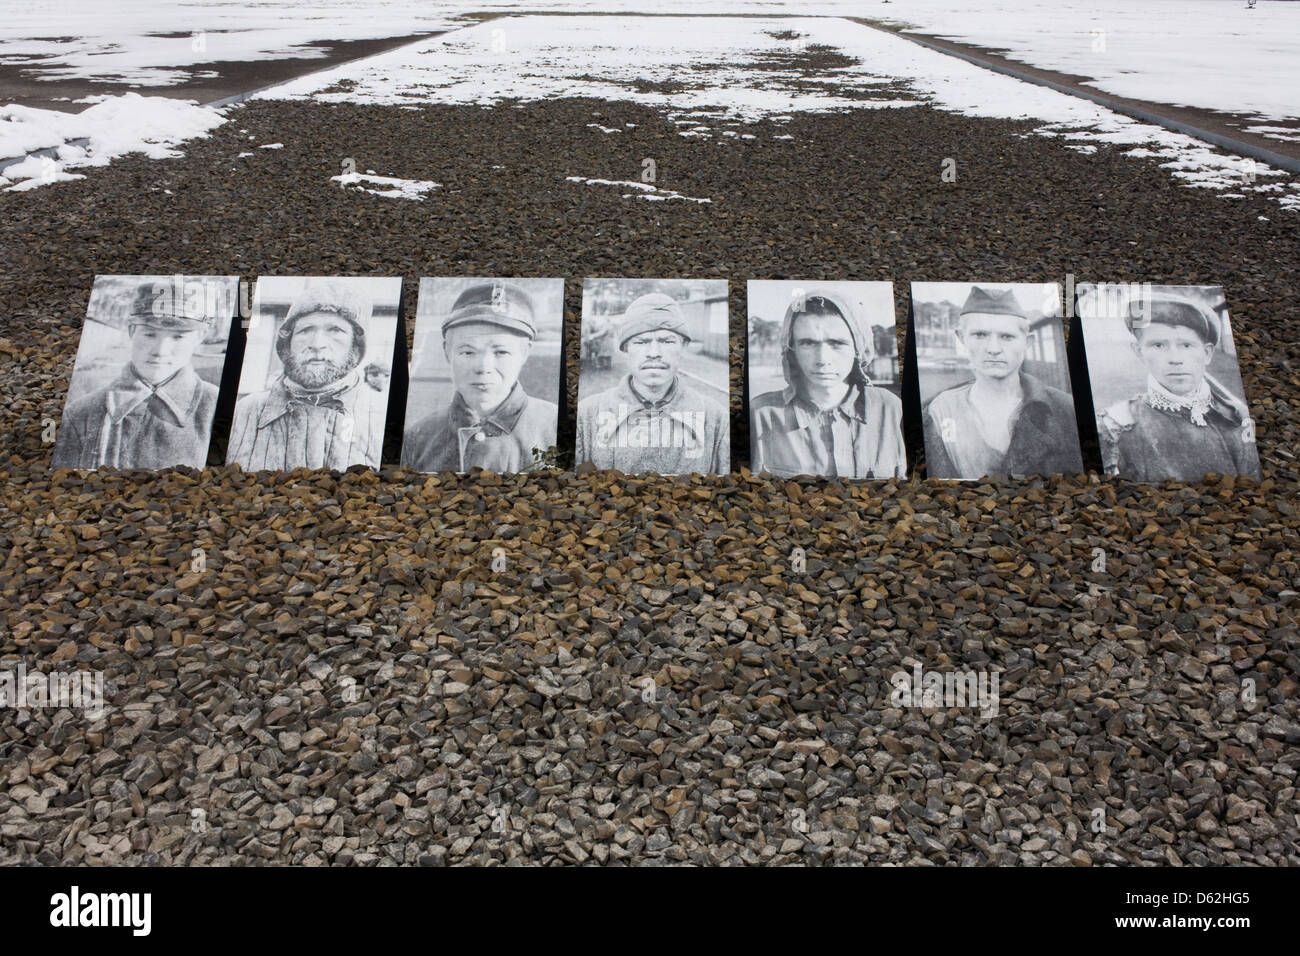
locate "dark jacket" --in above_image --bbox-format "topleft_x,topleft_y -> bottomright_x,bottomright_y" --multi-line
1099,393 -> 1261,481
52,364 -> 218,470
924,372 -> 1083,479
402,381 -> 558,474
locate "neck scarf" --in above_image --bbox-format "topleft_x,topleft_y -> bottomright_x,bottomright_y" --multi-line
282,368 -> 359,411
1145,374 -> 1212,427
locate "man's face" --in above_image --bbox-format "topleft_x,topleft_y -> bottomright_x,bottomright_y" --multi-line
625,329 -> 684,390
445,323 -> 530,413
791,311 -> 856,389
960,312 -> 1028,381
128,323 -> 205,382
287,311 -> 357,388
1133,323 -> 1213,395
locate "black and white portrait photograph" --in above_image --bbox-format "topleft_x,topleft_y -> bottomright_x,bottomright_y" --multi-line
1077,283 -> 1261,482
401,277 -> 563,474
576,279 -> 730,476
51,274 -> 239,471
747,280 -> 905,479
227,276 -> 402,472
913,282 -> 1083,480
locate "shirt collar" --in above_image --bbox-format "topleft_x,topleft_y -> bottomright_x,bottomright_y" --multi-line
785,382 -> 866,429
625,373 -> 679,409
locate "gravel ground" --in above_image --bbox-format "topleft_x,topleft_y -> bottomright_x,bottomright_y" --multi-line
0,93 -> 1297,865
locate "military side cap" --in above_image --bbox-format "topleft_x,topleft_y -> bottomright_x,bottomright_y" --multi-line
126,276 -> 218,331
617,293 -> 690,351
960,286 -> 1026,319
1126,290 -> 1220,347
441,280 -> 536,339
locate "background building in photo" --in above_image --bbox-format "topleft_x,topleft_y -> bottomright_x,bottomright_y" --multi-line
913,281 -> 1083,480
576,278 -> 729,476
1077,283 -> 1261,482
227,275 -> 401,472
51,274 -> 239,471
747,280 -> 905,479
401,277 -> 563,474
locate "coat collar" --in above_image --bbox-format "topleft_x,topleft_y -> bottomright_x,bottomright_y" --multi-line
257,370 -> 363,427
107,364 -> 202,424
449,380 -> 531,433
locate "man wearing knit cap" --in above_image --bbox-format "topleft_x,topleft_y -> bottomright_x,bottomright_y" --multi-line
402,280 -> 558,473
228,279 -> 385,471
923,286 -> 1082,479
576,291 -> 729,475
54,276 -> 225,470
1098,289 -> 1260,481
750,288 -> 906,479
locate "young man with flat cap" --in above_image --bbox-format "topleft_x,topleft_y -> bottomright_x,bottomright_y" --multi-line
1098,291 -> 1261,481
923,286 -> 1082,479
53,277 -> 223,470
402,280 -> 558,473
228,279 -> 385,471
750,289 -> 906,479
576,292 -> 729,475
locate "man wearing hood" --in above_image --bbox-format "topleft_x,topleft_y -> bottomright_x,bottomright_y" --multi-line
1098,290 -> 1260,481
576,292 -> 729,475
750,289 -> 906,479
923,286 -> 1083,479
227,279 -> 385,471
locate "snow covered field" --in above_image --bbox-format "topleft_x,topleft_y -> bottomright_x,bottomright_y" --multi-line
256,14 -> 1298,210
0,4 -> 1296,209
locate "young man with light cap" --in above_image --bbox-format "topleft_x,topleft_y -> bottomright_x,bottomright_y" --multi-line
1098,290 -> 1260,481
576,292 -> 729,475
53,277 -> 223,470
750,289 -> 906,479
923,286 -> 1082,479
402,280 -> 558,474
228,279 -> 385,471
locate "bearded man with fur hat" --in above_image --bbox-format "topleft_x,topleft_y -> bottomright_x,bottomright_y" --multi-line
750,289 -> 906,479
227,279 -> 385,471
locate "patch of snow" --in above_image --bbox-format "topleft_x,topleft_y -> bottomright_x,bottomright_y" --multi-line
566,174 -> 710,203
1,92 -> 225,190
259,142 -> 283,149
331,170 -> 441,199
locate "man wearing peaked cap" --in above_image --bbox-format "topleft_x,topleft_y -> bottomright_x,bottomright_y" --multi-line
750,288 -> 906,479
1098,288 -> 1261,481
923,285 -> 1082,479
227,278 -> 386,471
402,280 -> 559,474
576,292 -> 728,475
53,276 -> 224,470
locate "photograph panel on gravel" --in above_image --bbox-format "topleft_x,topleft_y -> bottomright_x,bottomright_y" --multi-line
227,275 -> 402,472
747,280 -> 905,479
576,278 -> 729,476
401,277 -> 563,474
51,274 -> 239,471
912,281 -> 1083,480
1077,282 -> 1261,482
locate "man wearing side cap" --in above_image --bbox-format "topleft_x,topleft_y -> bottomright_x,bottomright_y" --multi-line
402,280 -> 558,474
750,289 -> 906,479
1098,291 -> 1261,481
53,277 -> 222,470
228,279 -> 385,471
923,286 -> 1082,479
576,292 -> 729,475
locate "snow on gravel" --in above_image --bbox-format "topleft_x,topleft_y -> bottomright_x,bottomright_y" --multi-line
258,14 -> 1299,211
0,93 -> 226,190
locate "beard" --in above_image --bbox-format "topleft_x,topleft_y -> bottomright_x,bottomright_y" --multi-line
285,347 -> 359,389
